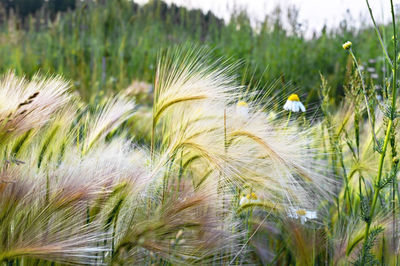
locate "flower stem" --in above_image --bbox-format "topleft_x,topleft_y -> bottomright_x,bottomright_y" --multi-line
390,0 -> 398,255
285,111 -> 292,128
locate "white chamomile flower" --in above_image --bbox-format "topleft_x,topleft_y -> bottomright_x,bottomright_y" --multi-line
288,207 -> 317,224
239,192 -> 259,206
236,100 -> 249,118
283,94 -> 306,112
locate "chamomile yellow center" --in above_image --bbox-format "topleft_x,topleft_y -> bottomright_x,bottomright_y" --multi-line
296,209 -> 307,216
287,94 -> 300,102
245,192 -> 257,200
237,101 -> 248,107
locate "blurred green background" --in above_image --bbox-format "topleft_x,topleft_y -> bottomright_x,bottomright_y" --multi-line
0,0 -> 392,103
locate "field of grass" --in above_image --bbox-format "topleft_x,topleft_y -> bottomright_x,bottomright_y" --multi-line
0,0 -> 392,102
1,0 -> 400,265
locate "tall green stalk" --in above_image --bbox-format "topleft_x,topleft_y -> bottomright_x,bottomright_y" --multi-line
361,120 -> 392,264
361,1 -> 398,263
389,0 -> 398,257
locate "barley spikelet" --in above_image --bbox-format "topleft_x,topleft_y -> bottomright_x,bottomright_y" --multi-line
0,71 -> 70,142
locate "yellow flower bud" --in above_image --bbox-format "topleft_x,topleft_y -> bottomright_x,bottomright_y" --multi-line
342,41 -> 352,50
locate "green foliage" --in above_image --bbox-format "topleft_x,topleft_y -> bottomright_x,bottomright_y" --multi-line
376,170 -> 395,190
1,0 -> 75,17
360,194 -> 371,223
2,0 -> 45,17
353,227 -> 384,266
2,0 -> 400,265
0,0 -> 390,103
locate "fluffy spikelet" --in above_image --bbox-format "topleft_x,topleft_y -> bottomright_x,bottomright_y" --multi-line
153,47 -> 240,125
330,211 -> 394,265
34,102 -> 79,168
83,96 -> 135,153
157,103 -> 234,184
154,48 -> 334,210
345,120 -> 380,189
0,137 -> 157,264
0,49 -> 339,265
113,179 -> 240,265
0,165 -> 107,265
226,107 -> 335,208
152,48 -> 242,186
61,138 -> 153,193
0,71 -> 70,142
329,102 -> 383,191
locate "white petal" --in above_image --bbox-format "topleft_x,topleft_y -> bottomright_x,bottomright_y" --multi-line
283,100 -> 291,111
299,102 -> 306,112
306,211 -> 317,219
287,207 -> 298,219
288,101 -> 293,111
293,102 -> 300,112
289,101 -> 295,112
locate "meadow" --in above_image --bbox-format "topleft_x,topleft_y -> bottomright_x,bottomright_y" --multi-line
0,0 -> 391,102
1,0 -> 400,265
